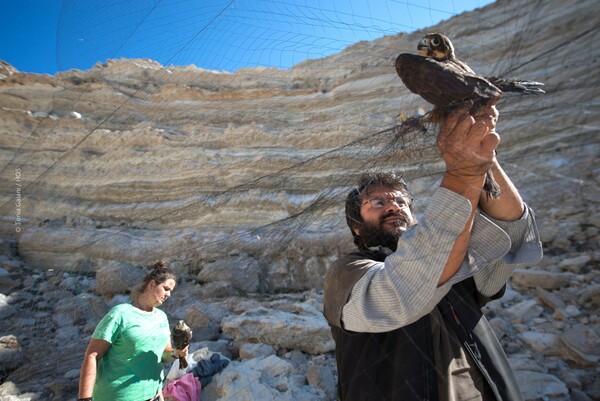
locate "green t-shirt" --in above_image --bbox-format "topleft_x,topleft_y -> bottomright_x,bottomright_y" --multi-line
92,303 -> 170,401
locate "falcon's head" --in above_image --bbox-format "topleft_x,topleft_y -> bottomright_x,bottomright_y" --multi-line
417,33 -> 455,61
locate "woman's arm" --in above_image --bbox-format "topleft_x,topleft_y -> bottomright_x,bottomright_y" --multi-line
78,338 -> 111,399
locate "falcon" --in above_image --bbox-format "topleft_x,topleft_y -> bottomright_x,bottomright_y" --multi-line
395,32 -> 544,198
172,320 -> 193,369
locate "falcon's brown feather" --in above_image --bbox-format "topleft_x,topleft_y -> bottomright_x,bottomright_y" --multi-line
395,33 -> 544,122
172,320 -> 193,369
395,53 -> 502,113
395,33 -> 544,199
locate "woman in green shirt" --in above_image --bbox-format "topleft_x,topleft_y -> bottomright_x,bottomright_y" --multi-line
78,261 -> 188,401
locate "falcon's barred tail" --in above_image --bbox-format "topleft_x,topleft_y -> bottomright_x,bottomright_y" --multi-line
485,169 -> 501,200
487,77 -> 545,94
179,355 -> 188,369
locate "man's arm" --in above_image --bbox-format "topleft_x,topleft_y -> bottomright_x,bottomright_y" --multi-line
469,158 -> 542,298
471,205 -> 542,298
478,158 -> 524,221
340,106 -> 501,332
436,105 -> 500,284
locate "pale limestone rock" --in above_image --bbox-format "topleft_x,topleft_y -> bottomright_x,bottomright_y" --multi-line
514,371 -> 569,401
0,335 -> 23,371
185,301 -> 228,327
559,254 -> 592,273
0,293 -> 16,319
557,324 -> 600,367
535,287 -> 566,310
511,269 -> 573,290
564,304 -> 582,317
578,284 -> 600,306
2,0 -> 596,296
505,299 -> 544,323
184,302 -> 228,341
197,281 -> 239,298
239,342 -> 276,359
306,358 -> 336,401
508,357 -> 543,373
95,260 -> 144,296
488,316 -> 510,339
517,331 -> 559,355
191,341 -> 234,360
196,254 -> 261,293
570,389 -> 593,401
222,307 -> 335,354
52,293 -> 108,327
200,355 -> 326,401
0,381 -> 19,397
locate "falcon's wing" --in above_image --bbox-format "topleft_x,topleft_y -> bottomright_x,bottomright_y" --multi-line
486,76 -> 545,94
395,53 -> 501,109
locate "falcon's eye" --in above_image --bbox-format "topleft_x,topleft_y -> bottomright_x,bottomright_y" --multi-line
431,37 -> 441,46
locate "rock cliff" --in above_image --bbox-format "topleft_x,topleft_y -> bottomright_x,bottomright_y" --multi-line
0,0 -> 595,287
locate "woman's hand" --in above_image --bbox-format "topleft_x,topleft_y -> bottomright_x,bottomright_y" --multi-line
173,346 -> 189,359
163,344 -> 190,362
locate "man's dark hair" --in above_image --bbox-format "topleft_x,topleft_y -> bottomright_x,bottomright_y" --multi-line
345,172 -> 410,248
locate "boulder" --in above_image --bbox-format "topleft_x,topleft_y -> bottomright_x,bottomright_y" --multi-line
200,355 -> 326,401
95,261 -> 144,296
222,307 -> 334,354
514,371 -> 569,401
0,335 -> 24,372
197,254 -> 261,293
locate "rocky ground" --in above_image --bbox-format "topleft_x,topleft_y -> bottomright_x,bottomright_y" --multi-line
0,217 -> 599,401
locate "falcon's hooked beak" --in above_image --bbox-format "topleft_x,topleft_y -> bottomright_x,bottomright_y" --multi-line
417,38 -> 431,57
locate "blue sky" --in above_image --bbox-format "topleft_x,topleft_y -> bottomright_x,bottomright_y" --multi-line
1,0 -> 493,75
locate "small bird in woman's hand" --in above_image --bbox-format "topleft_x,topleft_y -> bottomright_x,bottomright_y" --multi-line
172,320 -> 193,369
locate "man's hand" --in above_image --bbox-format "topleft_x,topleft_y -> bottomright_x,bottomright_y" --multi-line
437,105 -> 500,185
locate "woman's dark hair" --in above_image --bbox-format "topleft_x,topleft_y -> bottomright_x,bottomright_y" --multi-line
345,172 -> 411,247
134,260 -> 176,298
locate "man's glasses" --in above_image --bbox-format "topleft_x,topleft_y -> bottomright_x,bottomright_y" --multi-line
361,196 -> 412,209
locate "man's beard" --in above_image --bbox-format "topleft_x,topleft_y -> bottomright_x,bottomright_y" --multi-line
357,212 -> 412,252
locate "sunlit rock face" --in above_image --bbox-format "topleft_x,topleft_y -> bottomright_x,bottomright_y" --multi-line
1,0 -> 597,287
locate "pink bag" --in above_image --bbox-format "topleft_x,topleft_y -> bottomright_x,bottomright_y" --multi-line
163,373 -> 201,401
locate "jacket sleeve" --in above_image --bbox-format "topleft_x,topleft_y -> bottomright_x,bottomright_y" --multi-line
341,190 -> 543,333
471,205 -> 543,298
341,187 -> 473,333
